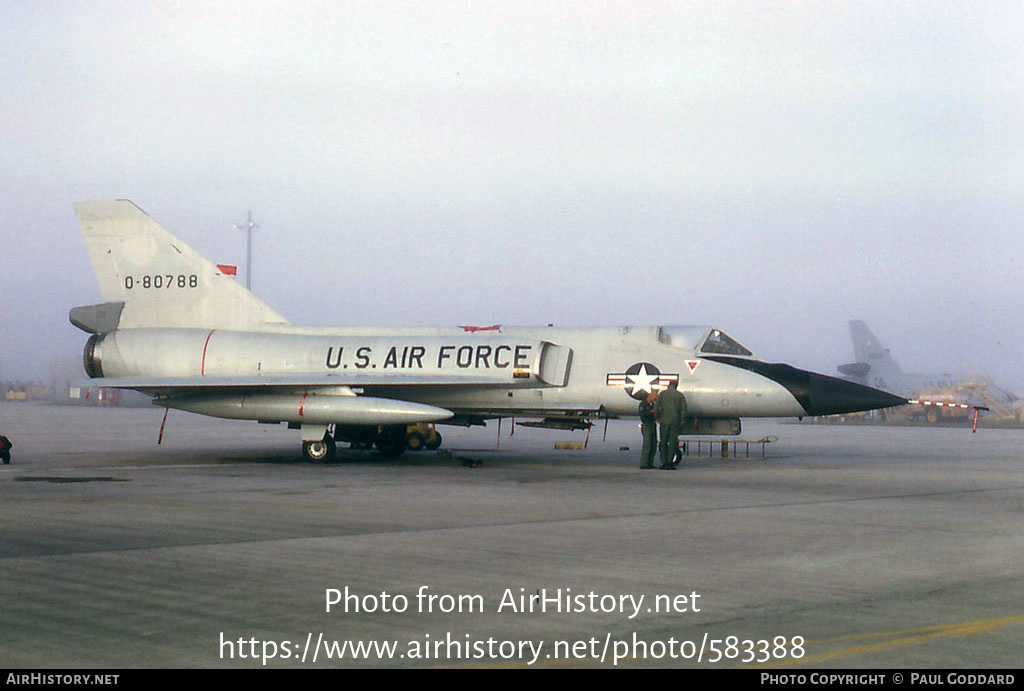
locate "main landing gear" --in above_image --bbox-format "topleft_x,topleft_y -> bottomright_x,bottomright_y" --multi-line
302,423 -> 445,462
302,436 -> 336,463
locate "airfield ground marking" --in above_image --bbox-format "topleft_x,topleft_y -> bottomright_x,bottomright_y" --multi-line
753,613 -> 1024,668
451,613 -> 1024,669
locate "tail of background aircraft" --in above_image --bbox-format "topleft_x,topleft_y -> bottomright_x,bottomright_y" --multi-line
74,200 -> 290,331
848,320 -> 902,379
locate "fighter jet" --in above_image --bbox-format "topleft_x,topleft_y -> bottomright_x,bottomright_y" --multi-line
70,200 -> 906,461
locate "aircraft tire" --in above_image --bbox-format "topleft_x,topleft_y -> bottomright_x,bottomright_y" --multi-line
426,432 -> 442,450
303,437 -> 336,463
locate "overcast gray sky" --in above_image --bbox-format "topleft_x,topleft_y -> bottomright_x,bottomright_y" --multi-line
1,1 -> 1022,391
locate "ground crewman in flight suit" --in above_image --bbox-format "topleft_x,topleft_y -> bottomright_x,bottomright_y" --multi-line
638,392 -> 658,469
654,379 -> 686,469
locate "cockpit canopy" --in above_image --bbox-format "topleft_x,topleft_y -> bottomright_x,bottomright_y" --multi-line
657,326 -> 754,357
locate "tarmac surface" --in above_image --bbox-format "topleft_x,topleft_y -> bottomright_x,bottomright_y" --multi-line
1,401 -> 1023,668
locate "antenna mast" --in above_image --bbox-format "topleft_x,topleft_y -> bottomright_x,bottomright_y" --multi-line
233,210 -> 259,290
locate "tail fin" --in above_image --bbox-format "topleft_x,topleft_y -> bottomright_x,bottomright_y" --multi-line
849,320 -> 902,378
74,200 -> 290,330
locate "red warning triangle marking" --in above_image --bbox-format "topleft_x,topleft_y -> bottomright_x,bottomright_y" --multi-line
686,360 -> 700,375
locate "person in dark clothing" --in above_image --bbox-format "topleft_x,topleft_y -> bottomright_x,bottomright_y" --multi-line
654,380 -> 686,469
638,392 -> 658,469
0,434 -> 11,465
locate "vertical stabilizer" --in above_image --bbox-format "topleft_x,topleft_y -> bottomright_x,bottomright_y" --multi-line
849,320 -> 902,379
74,200 -> 290,330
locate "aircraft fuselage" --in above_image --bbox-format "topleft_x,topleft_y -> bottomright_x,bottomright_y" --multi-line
83,324 -> 898,422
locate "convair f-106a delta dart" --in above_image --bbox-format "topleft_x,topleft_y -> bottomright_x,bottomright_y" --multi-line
70,200 -> 907,461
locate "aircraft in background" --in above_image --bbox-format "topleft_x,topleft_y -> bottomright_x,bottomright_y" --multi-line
837,320 -> 1017,404
70,200 -> 907,461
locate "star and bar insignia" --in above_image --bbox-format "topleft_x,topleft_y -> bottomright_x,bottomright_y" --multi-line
606,362 -> 680,400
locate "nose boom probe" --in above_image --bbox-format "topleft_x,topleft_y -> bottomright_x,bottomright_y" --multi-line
907,399 -> 990,433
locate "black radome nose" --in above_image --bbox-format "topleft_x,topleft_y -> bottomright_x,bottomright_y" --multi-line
702,356 -> 908,416
803,371 -> 907,416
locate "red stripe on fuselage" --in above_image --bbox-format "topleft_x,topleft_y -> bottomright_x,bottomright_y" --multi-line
201,330 -> 215,376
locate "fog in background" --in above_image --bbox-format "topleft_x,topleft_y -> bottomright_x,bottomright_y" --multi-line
1,1 -> 1021,392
